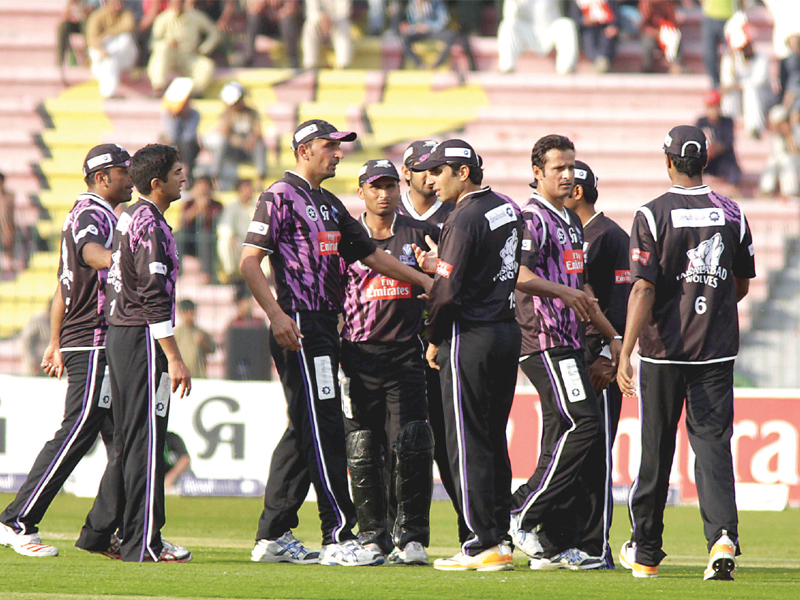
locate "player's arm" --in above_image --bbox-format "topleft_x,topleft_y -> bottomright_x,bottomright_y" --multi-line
735,277 -> 749,302
361,249 -> 433,293
81,242 -> 113,270
616,278 -> 655,396
240,245 -> 303,351
515,266 -> 597,322
156,334 -> 192,398
41,284 -> 66,379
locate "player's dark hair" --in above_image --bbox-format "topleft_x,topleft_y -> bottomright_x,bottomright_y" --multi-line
666,152 -> 706,178
531,135 -> 575,170
84,168 -> 109,188
129,144 -> 180,196
578,183 -> 598,205
446,162 -> 483,185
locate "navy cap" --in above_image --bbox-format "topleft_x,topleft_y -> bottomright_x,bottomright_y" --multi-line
359,159 -> 400,185
83,143 -> 131,176
573,160 -> 598,190
291,119 -> 357,151
663,125 -> 708,158
410,139 -> 482,171
403,139 -> 439,167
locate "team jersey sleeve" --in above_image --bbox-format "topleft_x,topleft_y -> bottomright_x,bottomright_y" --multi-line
133,220 -> 175,336
733,211 -> 756,279
629,207 -> 659,284
335,199 -> 377,264
243,191 -> 282,254
520,211 -> 543,271
425,221 -> 472,345
72,208 -> 113,267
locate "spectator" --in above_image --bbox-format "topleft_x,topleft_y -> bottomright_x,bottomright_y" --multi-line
638,0 -> 683,74
497,0 -> 578,75
762,0 -> 800,99
174,299 -> 217,379
85,0 -> 138,98
0,172 -> 16,272
760,104 -> 800,198
56,0 -> 98,75
696,89 -> 743,190
135,0 -> 169,68
571,0 -> 620,73
178,176 -> 223,281
399,0 -> 477,71
720,13 -> 775,139
147,0 -> 220,96
782,34 -> 800,118
700,0 -> 737,89
164,431 -> 193,493
302,0 -> 354,69
206,82 -> 267,191
243,0 -> 301,68
18,302 -> 51,377
193,0 -> 239,64
161,77 -> 201,185
224,286 -> 271,381
217,178 -> 256,284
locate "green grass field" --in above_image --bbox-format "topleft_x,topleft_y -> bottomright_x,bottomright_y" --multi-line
0,494 -> 797,600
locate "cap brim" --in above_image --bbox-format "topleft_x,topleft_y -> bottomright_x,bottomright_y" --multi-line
361,173 -> 400,185
323,131 -> 357,142
410,158 -> 447,172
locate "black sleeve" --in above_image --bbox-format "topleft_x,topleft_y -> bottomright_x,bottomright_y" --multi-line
332,196 -> 377,264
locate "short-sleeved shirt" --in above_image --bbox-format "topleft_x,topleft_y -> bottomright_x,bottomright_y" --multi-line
341,214 -> 437,343
426,187 -> 522,346
515,192 -> 586,356
243,171 -> 377,314
58,193 -> 117,348
629,184 -> 756,363
106,198 -> 179,333
397,191 -> 455,230
583,211 -> 630,338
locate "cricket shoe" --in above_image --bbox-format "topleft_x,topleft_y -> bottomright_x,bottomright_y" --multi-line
80,533 -> 122,559
703,530 -> 736,581
620,540 -> 658,578
508,513 -> 543,558
536,548 -> 605,570
251,531 -> 319,564
319,539 -> 385,566
394,541 -> 428,565
433,544 -> 513,572
0,523 -> 58,557
153,539 -> 192,562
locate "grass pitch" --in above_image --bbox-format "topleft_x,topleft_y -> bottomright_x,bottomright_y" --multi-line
0,494 -> 797,600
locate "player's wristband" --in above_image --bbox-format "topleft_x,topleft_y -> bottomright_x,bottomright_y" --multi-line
611,335 -> 622,341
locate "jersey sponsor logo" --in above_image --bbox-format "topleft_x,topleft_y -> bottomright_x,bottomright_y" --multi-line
108,249 -> 123,293
247,221 -> 268,236
677,233 -> 728,287
365,276 -> 412,301
559,358 -> 587,402
319,205 -> 330,221
557,228 -> 567,245
484,204 -> 518,231
563,248 -> 584,274
306,205 -> 319,221
615,270 -> 631,284
436,259 -> 453,278
318,231 -> 341,255
444,147 -> 472,159
294,122 -> 318,142
494,228 -> 519,282
400,244 -> 416,266
670,208 -> 725,228
521,239 -> 532,252
149,261 -> 168,275
116,212 -> 132,234
313,356 -> 336,400
631,248 -> 650,265
74,223 -> 99,242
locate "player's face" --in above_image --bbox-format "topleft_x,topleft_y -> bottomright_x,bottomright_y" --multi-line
161,161 -> 187,203
359,177 -> 400,217
534,148 -> 575,203
427,164 -> 465,203
405,165 -> 436,200
305,138 -> 344,181
105,166 -> 134,205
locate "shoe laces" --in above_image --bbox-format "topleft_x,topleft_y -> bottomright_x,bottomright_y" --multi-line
276,533 -> 308,558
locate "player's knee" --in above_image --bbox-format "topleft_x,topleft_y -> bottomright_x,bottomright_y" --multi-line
395,421 -> 434,457
346,429 -> 381,464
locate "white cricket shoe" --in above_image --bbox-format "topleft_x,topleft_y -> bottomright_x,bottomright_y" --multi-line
319,539 -> 385,566
251,531 -> 319,564
703,530 -> 736,581
395,541 -> 428,565
537,548 -> 605,570
509,513 -> 543,557
434,544 -> 514,571
0,523 -> 58,557
619,540 -> 636,570
156,539 -> 192,562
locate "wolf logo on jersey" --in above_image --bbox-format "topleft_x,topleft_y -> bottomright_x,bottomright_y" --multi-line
679,233 -> 727,286
495,229 -> 519,282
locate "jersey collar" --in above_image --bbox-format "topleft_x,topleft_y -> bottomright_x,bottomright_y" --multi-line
359,212 -> 397,238
668,184 -> 711,195
286,170 -> 318,191
583,211 -> 602,228
139,197 -> 164,216
400,191 -> 443,221
458,186 -> 492,204
530,191 -> 572,224
78,192 -> 115,214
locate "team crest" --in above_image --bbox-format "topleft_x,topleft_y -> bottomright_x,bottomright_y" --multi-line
306,205 -> 318,221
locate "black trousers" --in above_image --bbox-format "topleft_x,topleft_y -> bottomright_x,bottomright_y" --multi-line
1,349 -> 113,534
630,360 -> 739,567
438,320 -> 521,556
512,347 -> 604,555
256,311 -> 357,546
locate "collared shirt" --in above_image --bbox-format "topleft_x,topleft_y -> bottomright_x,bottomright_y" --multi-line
397,190 -> 455,229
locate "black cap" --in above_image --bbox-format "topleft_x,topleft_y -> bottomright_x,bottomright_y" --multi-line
573,160 -> 598,190
403,140 -> 439,167
178,299 -> 196,311
358,159 -> 400,185
663,125 -> 708,158
410,139 -> 482,172
83,143 -> 131,176
291,119 -> 357,151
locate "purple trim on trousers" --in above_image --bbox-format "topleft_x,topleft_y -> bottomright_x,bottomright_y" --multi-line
141,329 -> 154,562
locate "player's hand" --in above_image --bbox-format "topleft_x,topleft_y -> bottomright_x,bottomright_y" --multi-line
609,338 -> 622,368
41,344 -> 64,379
426,343 -> 440,370
413,235 -> 438,274
169,358 -> 192,398
588,357 -> 615,393
559,288 -> 597,322
271,310 -> 303,351
616,353 -> 636,397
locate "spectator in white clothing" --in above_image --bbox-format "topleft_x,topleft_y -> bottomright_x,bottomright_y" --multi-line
217,178 -> 257,283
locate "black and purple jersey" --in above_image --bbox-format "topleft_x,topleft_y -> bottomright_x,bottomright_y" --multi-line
243,171 -> 376,314
630,185 -> 756,363
515,192 -> 586,356
106,198 -> 179,333
57,193 -> 118,348
341,214 -> 437,343
397,191 -> 455,230
426,187 -> 522,346
583,211 -> 630,337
